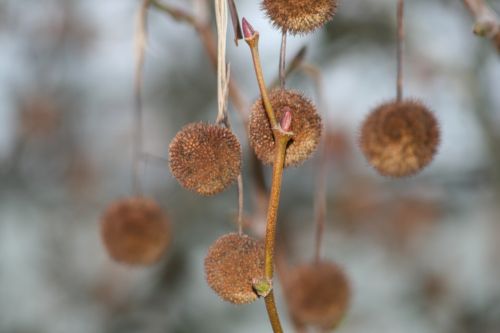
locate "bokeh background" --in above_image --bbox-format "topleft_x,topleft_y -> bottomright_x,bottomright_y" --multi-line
1,0 -> 500,332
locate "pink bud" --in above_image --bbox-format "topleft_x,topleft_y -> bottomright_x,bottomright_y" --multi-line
280,107 -> 292,132
242,17 -> 256,39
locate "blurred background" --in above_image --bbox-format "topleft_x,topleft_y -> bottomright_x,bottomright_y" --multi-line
1,0 -> 500,332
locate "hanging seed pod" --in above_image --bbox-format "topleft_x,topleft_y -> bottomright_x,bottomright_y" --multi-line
169,122 -> 242,196
359,100 -> 440,177
261,0 -> 338,35
204,233 -> 265,304
100,197 -> 171,265
285,261 -> 351,330
249,89 -> 322,167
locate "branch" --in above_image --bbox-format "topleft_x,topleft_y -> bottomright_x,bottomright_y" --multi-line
463,0 -> 500,52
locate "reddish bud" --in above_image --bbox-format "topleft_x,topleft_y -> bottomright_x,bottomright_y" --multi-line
280,107 -> 292,132
242,17 -> 256,39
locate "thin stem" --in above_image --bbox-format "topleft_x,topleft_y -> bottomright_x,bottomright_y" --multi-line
463,0 -> 500,50
133,60 -> 144,196
264,134 -> 289,279
314,141 -> 328,263
463,0 -> 481,16
243,20 -> 294,332
265,292 -> 284,333
396,0 -> 404,102
270,46 -> 307,89
237,174 -> 244,235
463,0 -> 499,27
279,31 -> 287,89
244,29 -> 278,128
133,0 -> 152,196
262,132 -> 291,333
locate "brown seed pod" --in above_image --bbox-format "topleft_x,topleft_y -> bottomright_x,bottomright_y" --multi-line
261,0 -> 338,35
100,197 -> 171,265
359,100 -> 440,177
249,89 -> 322,167
204,233 -> 265,304
169,122 -> 241,196
285,261 -> 351,330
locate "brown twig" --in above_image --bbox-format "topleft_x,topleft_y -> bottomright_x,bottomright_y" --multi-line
243,18 -> 278,128
396,0 -> 404,102
244,18 -> 295,333
262,121 -> 292,333
463,0 -> 500,51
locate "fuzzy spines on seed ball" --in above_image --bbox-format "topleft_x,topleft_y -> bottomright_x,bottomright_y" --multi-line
100,197 -> 171,265
286,261 -> 351,330
204,233 -> 265,304
249,89 -> 322,167
169,122 -> 242,196
262,0 -> 337,35
359,100 -> 440,177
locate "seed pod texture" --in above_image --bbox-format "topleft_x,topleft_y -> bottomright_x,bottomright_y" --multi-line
100,197 -> 170,265
204,233 -> 265,304
262,0 -> 338,35
249,89 -> 322,167
285,261 -> 351,330
169,122 -> 242,196
360,100 -> 440,177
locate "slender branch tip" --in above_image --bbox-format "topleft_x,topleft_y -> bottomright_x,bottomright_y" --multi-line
242,17 -> 256,39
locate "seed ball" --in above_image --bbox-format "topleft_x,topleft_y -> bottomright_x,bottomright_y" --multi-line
359,100 -> 440,177
204,233 -> 265,304
169,122 -> 242,196
100,197 -> 171,265
285,261 -> 351,330
262,0 -> 338,35
249,89 -> 322,167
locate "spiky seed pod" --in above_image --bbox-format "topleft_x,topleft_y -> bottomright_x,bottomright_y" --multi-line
204,233 -> 265,304
169,122 -> 242,196
249,89 -> 322,167
100,197 -> 170,265
285,261 -> 351,330
262,0 -> 337,35
359,100 -> 440,177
